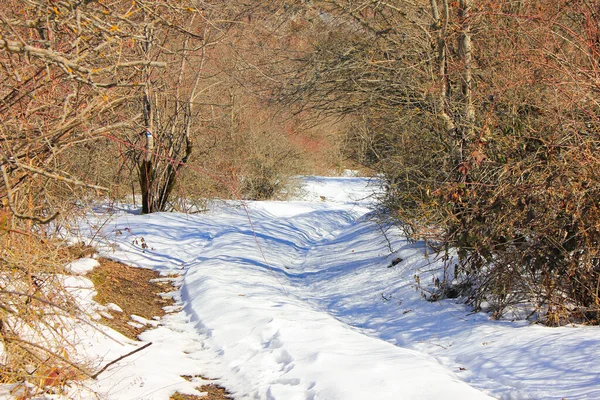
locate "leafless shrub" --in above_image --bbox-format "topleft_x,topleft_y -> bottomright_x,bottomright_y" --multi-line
0,227 -> 93,396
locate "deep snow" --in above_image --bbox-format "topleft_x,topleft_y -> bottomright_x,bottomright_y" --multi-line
7,176 -> 600,400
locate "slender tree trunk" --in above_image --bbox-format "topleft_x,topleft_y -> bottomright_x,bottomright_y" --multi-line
459,0 -> 474,138
140,129 -> 154,214
140,23 -> 154,214
455,0 -> 475,248
430,0 -> 455,134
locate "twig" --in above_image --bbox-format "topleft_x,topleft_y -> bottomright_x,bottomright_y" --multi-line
7,161 -> 109,192
375,218 -> 395,254
91,342 -> 153,379
1,164 -> 59,224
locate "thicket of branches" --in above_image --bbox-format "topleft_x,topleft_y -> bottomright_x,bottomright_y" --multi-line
284,0 -> 600,324
0,0 -> 344,395
0,0 -> 147,392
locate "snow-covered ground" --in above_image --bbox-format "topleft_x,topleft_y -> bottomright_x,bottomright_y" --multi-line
21,176 -> 600,399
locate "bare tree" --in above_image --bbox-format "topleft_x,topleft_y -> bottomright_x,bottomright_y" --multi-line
0,0 -> 170,224
120,2 -> 259,213
134,5 -> 201,214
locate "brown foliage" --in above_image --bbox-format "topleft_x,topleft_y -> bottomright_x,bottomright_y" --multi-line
284,0 -> 600,324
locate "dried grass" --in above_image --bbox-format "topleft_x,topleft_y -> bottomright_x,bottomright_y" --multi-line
0,230 -> 92,397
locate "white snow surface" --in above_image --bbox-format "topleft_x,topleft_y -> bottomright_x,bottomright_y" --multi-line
64,257 -> 99,275
28,176 -> 600,399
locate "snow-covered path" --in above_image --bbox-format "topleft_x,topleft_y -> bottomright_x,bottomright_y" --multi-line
77,177 -> 600,400
177,197 -> 490,398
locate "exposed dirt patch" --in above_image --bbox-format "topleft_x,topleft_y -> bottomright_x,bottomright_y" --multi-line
87,258 -> 176,339
170,377 -> 234,400
197,384 -> 234,399
88,257 -> 234,399
171,384 -> 234,400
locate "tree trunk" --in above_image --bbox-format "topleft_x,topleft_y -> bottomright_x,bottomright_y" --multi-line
136,19 -> 197,214
430,0 -> 455,135
459,0 -> 474,138
140,130 -> 154,214
140,23 -> 154,214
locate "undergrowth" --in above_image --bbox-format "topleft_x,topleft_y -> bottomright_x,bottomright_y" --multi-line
0,230 -> 91,397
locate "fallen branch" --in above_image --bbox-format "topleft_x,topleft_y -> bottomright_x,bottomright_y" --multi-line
91,342 -> 153,379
